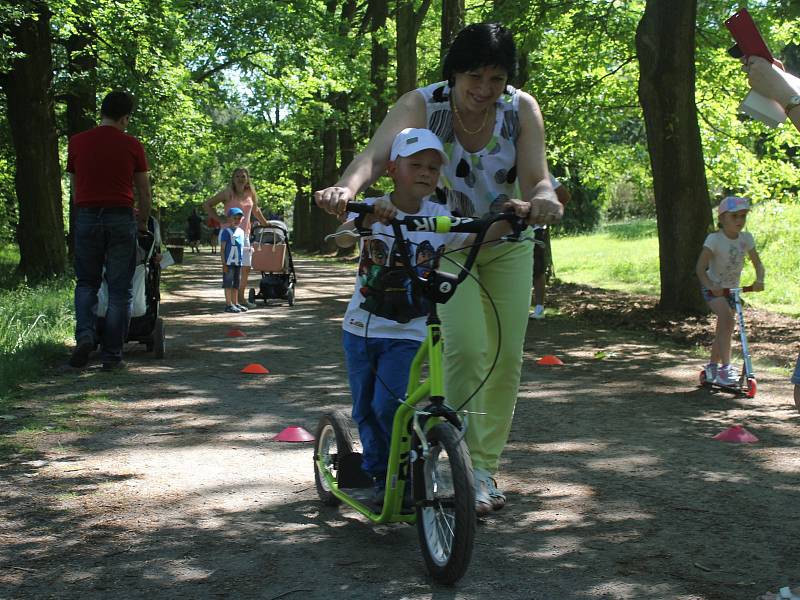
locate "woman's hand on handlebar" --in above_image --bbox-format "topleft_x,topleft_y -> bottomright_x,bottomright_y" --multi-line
528,194 -> 564,226
502,198 -> 532,220
314,186 -> 355,216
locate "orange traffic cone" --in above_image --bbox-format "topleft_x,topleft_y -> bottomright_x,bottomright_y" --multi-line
227,329 -> 246,337
273,426 -> 315,442
537,355 -> 564,365
241,363 -> 270,374
713,424 -> 758,443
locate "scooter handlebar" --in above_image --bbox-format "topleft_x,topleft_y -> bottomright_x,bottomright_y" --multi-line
721,285 -> 755,296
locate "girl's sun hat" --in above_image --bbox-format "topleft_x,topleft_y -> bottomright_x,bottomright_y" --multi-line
718,196 -> 750,215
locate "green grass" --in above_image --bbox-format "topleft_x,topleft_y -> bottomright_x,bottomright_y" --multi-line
552,203 -> 800,317
552,220 -> 661,295
0,246 -> 75,402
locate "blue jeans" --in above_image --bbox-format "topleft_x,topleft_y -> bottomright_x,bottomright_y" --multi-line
73,207 -> 136,363
342,331 -> 420,479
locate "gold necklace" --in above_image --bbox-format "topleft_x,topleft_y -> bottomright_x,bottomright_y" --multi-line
451,96 -> 489,135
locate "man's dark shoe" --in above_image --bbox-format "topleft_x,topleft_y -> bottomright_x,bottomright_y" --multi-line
101,360 -> 126,372
69,338 -> 95,368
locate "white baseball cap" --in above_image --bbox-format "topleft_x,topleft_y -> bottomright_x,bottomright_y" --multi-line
389,128 -> 449,165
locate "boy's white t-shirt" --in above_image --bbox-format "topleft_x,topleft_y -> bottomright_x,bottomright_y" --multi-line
342,195 -> 468,342
702,230 -> 755,288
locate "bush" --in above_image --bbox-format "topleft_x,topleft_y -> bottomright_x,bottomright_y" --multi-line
604,180 -> 657,221
558,181 -> 601,234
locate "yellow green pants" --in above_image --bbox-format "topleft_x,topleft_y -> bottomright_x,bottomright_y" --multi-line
439,237 -> 533,473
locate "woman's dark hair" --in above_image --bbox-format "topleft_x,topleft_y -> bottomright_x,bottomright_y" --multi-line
442,23 -> 517,86
100,91 -> 135,120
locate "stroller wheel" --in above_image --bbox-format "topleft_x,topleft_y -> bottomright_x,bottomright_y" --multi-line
248,288 -> 256,304
153,317 -> 166,359
287,284 -> 295,306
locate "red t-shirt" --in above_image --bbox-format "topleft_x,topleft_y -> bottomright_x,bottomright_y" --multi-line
67,125 -> 149,207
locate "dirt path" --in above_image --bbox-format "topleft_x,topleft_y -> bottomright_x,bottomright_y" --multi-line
1,252 -> 798,600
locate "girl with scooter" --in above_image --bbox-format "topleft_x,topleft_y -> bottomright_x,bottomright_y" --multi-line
696,196 -> 765,387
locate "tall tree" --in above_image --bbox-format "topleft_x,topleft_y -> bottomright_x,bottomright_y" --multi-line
440,0 -> 464,65
62,15 -> 97,258
368,0 -> 389,133
636,0 -> 709,313
395,0 -> 432,95
0,0 -> 65,279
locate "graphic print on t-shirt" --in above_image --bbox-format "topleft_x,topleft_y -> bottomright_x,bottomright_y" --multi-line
357,237 -> 446,323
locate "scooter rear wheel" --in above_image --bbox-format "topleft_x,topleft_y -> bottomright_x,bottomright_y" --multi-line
314,411 -> 355,506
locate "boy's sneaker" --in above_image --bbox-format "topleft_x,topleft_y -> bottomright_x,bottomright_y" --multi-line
473,469 -> 494,516
715,366 -> 739,387
703,363 -> 718,382
371,478 -> 386,508
529,305 -> 545,320
68,337 -> 95,368
235,304 -> 248,312
224,305 -> 241,313
370,478 -> 413,512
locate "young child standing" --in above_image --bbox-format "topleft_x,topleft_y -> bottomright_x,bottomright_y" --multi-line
219,207 -> 248,313
696,196 -> 765,386
334,128 -> 472,507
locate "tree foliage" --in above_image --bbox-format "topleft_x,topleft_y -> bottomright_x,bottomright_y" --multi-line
0,0 -> 797,295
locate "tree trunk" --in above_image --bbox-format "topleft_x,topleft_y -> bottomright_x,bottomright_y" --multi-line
310,123 -> 341,252
440,0 -> 464,67
291,173 -> 312,251
636,0 -> 710,313
64,22 -> 97,259
368,0 -> 389,134
395,0 -> 431,95
0,2 -> 65,280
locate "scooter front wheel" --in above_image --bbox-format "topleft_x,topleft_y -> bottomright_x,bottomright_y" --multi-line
746,378 -> 757,398
413,423 -> 476,584
314,411 -> 355,506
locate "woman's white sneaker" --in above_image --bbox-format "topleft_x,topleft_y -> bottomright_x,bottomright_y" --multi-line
473,469 -> 493,516
485,474 -> 506,510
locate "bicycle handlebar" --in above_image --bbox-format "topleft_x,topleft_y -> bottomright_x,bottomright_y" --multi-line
344,201 -> 529,305
345,201 -> 528,236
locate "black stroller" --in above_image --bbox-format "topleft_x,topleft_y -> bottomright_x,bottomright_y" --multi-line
248,220 -> 297,306
96,216 -> 166,358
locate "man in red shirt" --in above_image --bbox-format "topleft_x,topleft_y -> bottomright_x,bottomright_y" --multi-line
67,90 -> 152,371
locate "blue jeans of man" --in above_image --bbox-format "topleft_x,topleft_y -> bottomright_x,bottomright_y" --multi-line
73,207 -> 136,363
342,331 -> 420,480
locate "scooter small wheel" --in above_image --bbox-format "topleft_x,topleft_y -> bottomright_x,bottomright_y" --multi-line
746,378 -> 757,398
699,369 -> 707,385
314,411 -> 355,506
